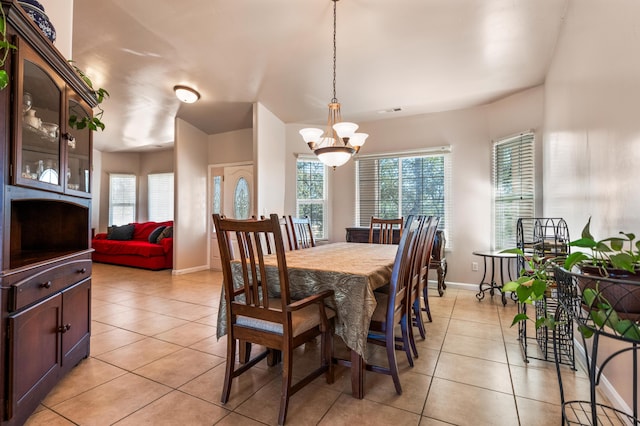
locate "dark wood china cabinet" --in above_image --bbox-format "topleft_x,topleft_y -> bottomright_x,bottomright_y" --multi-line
0,1 -> 95,424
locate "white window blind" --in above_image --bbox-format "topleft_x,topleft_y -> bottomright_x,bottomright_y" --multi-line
493,132 -> 535,250
109,173 -> 136,226
296,157 -> 327,240
355,148 -> 451,242
148,173 -> 174,222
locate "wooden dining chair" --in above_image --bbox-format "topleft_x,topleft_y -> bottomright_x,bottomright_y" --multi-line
405,216 -> 439,358
420,218 -> 441,324
364,215 -> 422,394
213,213 -> 335,425
369,216 -> 404,244
288,215 -> 315,249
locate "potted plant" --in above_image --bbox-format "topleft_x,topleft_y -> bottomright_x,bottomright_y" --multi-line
503,217 -> 640,341
0,5 -> 16,90
69,61 -> 109,131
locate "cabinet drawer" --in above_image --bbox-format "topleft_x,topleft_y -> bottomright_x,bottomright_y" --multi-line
9,259 -> 92,311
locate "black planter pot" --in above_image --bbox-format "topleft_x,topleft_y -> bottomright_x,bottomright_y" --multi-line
577,265 -> 640,321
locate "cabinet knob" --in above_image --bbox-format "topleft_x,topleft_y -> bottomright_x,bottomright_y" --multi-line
64,132 -> 75,142
78,268 -> 87,274
41,281 -> 52,289
58,324 -> 71,333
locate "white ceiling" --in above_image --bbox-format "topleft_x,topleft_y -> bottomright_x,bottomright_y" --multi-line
71,0 -> 569,153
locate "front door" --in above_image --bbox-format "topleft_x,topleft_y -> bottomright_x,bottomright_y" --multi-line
209,164 -> 253,270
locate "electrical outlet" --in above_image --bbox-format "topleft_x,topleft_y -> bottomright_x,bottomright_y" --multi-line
472,262 -> 479,271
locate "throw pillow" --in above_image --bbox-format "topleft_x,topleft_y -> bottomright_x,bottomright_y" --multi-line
156,225 -> 173,243
107,224 -> 135,240
148,225 -> 166,244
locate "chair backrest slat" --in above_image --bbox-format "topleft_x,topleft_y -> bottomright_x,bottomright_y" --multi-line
288,215 -> 315,250
214,214 -> 291,319
369,217 -> 404,244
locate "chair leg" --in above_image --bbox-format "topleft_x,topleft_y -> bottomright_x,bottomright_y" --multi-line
386,327 -> 403,395
323,328 -> 334,384
400,315 -> 415,366
221,335 -> 237,404
278,348 -> 293,425
413,296 -> 427,339
422,283 -> 433,322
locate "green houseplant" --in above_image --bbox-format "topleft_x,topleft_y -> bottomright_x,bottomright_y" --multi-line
0,5 -> 16,90
69,61 -> 109,131
503,217 -> 640,341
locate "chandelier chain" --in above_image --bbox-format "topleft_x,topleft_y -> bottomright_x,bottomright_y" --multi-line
332,0 -> 337,103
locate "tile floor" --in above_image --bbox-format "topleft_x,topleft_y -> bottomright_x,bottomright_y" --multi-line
23,263 -> 598,425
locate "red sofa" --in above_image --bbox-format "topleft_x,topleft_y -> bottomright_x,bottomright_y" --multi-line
92,221 -> 173,270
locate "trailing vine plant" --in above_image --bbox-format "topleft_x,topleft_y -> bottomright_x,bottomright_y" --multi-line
0,6 -> 17,90
68,60 -> 109,131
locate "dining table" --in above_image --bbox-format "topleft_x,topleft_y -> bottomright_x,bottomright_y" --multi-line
216,241 -> 398,399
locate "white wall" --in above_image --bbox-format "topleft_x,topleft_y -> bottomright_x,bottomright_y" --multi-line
285,85 -> 545,285
208,128 -> 253,164
40,0 -> 73,59
255,103 -> 286,217
543,0 -> 640,412
174,118 -> 209,273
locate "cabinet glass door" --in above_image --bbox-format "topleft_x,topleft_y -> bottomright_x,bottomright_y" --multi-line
16,45 -> 63,191
66,95 -> 92,195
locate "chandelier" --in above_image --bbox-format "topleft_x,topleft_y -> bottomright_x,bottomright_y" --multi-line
299,0 -> 368,169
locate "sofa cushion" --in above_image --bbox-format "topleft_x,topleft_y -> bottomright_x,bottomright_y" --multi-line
92,239 -> 166,257
148,226 -> 166,243
156,225 -> 173,243
107,224 -> 135,240
132,221 -> 173,241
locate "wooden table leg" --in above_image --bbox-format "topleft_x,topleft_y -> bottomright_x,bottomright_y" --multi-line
351,349 -> 365,399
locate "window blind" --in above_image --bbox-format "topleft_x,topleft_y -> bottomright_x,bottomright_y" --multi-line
355,150 -> 451,241
148,173 -> 174,222
493,132 -> 535,250
109,173 -> 136,226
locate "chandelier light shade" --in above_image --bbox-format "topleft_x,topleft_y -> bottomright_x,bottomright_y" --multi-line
300,0 -> 369,169
173,85 -> 201,103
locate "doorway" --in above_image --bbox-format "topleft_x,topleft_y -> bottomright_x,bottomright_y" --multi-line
209,163 -> 254,270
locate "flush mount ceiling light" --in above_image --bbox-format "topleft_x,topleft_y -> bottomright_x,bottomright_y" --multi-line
173,85 -> 200,103
299,0 -> 368,170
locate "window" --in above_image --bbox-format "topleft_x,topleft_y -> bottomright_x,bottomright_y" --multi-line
356,148 -> 451,235
109,173 -> 136,225
296,157 -> 327,240
493,132 -> 535,250
148,173 -> 174,222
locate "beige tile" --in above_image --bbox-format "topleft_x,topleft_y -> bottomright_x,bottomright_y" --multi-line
516,396 -> 563,425
50,373 -> 170,425
90,327 -> 146,356
113,390 -> 230,425
153,322 -> 217,346
423,378 -> 518,426
24,408 -> 75,425
96,337 -> 182,370
510,363 -> 592,405
362,369 -> 432,414
446,317 -> 505,341
179,361 -> 279,410
235,377 -> 341,425
120,314 -> 190,335
134,347 -> 224,388
42,358 -> 127,406
319,393 -> 421,425
214,412 -> 266,425
441,333 -> 508,363
434,352 -> 512,394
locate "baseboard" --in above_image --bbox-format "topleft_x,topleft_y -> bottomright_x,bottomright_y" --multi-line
171,265 -> 210,275
426,279 -> 478,293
